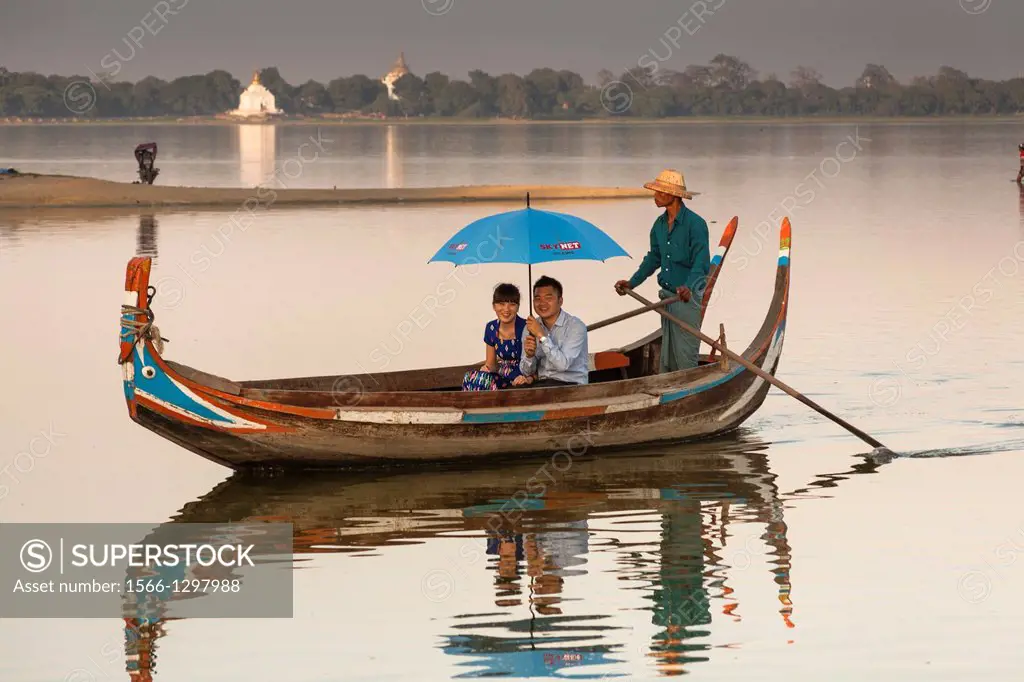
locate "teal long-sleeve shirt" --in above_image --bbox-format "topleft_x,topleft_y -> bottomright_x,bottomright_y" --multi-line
627,206 -> 711,294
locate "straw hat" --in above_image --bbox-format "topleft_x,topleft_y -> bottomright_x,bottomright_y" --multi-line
643,168 -> 699,200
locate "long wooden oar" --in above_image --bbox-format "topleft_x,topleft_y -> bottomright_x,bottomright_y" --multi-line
587,296 -> 679,332
623,289 -> 891,452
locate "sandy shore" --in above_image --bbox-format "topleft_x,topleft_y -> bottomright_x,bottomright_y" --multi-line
0,174 -> 650,210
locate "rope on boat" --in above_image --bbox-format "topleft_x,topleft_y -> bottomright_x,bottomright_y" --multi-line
119,286 -> 168,363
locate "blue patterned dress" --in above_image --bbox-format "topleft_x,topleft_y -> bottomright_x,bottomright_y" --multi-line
462,316 -> 527,391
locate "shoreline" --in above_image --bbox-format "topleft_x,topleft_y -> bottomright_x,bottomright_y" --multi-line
0,174 -> 650,210
2,115 -> 1023,127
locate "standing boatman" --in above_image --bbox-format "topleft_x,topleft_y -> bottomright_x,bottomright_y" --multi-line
615,169 -> 710,373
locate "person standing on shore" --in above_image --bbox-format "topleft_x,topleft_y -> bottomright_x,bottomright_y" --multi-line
615,169 -> 710,373
1017,143 -> 1023,185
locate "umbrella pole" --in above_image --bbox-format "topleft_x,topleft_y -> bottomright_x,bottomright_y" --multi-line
527,263 -> 533,318
526,192 -> 532,318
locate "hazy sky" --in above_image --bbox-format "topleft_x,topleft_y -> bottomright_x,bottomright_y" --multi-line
1,0 -> 1021,87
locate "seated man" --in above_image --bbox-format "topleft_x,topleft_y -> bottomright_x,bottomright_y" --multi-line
518,276 -> 589,387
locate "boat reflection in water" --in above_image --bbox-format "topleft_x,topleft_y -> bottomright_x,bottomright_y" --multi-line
117,436 -> 886,679
1019,183 -> 1024,228
136,214 -> 158,259
119,519 -> 276,682
122,619 -> 164,682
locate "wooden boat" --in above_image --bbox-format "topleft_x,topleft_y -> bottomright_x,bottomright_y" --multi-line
117,217 -> 791,470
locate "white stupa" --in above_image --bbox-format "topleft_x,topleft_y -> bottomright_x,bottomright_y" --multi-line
382,52 -> 410,101
229,71 -> 282,118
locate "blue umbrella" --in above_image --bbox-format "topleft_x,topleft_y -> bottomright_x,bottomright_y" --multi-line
428,194 -> 630,315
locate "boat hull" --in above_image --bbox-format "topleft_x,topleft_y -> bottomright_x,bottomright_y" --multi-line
118,216 -> 791,470
130,331 -> 782,468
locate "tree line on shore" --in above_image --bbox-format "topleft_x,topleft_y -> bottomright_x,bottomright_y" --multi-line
2,56 -> 1023,119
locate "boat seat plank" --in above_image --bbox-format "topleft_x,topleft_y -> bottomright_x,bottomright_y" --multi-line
588,351 -> 630,371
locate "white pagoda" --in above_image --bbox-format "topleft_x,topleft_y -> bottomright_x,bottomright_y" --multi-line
382,52 -> 410,101
228,71 -> 282,118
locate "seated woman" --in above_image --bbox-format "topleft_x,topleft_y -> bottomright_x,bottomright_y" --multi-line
462,283 -> 534,391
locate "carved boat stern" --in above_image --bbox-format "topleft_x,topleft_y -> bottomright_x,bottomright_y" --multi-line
119,257 -> 153,420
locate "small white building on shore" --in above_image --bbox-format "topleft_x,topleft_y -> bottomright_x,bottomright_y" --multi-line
228,71 -> 282,119
382,53 -> 410,101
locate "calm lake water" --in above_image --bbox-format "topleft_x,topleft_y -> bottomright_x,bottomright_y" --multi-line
2,121 -> 1024,680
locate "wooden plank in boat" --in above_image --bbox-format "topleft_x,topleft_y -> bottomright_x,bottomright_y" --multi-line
650,363 -> 744,403
165,360 -> 243,396
333,407 -> 465,424
462,391 -> 662,420
330,391 -> 666,425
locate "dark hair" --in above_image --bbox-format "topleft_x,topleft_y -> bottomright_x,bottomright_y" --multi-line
533,275 -> 563,298
492,283 -> 521,305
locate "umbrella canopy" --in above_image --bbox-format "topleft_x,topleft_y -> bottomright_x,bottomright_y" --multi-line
428,206 -> 630,267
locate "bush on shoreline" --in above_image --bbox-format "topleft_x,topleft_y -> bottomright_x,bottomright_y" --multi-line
2,58 -> 1023,120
